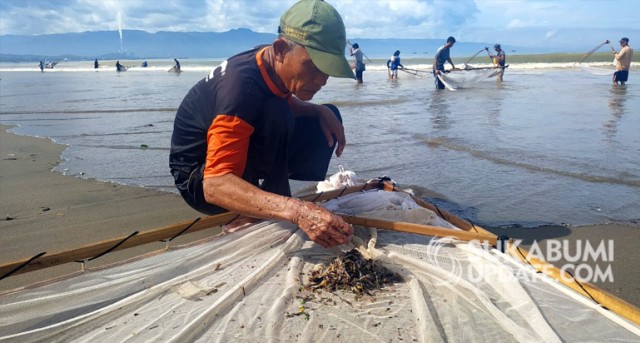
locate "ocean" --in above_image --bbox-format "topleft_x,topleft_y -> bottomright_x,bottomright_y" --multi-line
1,58 -> 638,228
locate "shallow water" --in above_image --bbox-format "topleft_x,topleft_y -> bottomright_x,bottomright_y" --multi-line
1,60 -> 638,228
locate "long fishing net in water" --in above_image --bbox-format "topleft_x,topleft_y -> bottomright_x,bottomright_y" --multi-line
576,40 -> 617,76
579,63 -> 616,76
1,184 -> 639,341
439,68 -> 498,90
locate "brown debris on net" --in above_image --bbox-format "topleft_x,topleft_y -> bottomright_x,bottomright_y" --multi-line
306,249 -> 402,299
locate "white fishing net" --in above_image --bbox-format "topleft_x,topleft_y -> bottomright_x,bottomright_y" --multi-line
579,64 -> 616,76
439,68 -> 498,90
1,190 -> 639,342
576,54 -> 617,76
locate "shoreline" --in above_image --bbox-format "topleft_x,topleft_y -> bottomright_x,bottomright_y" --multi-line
0,126 -> 638,308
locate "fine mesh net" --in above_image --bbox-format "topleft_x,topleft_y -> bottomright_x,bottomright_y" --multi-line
579,64 -> 616,76
1,190 -> 639,342
439,68 -> 498,90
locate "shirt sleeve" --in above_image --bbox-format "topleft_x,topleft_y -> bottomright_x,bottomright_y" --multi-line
203,114 -> 255,178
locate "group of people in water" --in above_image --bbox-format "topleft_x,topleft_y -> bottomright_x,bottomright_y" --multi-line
39,58 -> 181,72
348,36 -> 507,88
349,36 -> 632,87
37,36 -> 632,88
109,58 -> 180,72
38,60 -> 58,72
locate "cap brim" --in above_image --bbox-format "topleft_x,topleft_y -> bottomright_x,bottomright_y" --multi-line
305,46 -> 355,79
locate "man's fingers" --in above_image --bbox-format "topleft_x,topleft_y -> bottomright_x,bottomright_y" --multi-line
335,130 -> 346,157
321,230 -> 350,247
315,237 -> 332,248
321,126 -> 335,148
306,225 -> 351,248
335,141 -> 344,157
335,222 -> 353,236
331,232 -> 351,245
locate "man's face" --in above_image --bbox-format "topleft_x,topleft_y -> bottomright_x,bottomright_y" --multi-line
281,44 -> 329,101
620,41 -> 628,47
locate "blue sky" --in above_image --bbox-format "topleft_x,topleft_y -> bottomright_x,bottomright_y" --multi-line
1,0 -> 638,50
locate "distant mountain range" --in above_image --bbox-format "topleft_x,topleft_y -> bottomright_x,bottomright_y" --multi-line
1,28 -> 551,62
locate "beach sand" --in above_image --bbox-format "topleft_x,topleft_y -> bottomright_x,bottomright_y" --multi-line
1,126 -> 638,309
0,125 -> 218,292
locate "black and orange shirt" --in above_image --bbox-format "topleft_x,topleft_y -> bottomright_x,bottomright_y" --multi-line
170,46 -> 290,181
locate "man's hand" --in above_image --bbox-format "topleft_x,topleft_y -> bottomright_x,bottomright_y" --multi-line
291,200 -> 353,248
316,104 -> 346,157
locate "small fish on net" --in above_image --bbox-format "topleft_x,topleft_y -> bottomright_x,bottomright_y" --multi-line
306,249 -> 401,299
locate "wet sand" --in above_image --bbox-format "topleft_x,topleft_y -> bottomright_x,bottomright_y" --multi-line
0,125 -> 638,309
0,125 -> 217,292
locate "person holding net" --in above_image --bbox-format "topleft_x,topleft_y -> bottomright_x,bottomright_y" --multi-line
611,37 -> 633,85
487,44 -> 506,82
433,36 -> 456,89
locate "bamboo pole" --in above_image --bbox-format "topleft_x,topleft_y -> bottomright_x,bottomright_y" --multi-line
463,48 -> 488,65
339,214 -> 497,246
0,212 -> 238,278
577,40 -> 609,64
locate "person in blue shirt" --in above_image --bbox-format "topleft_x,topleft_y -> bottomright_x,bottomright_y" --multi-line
386,50 -> 404,79
142,60 -> 148,67
433,36 -> 456,89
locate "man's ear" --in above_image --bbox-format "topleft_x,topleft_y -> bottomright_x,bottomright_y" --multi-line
272,38 -> 290,63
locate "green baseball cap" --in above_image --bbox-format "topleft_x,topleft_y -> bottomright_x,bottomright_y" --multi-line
279,0 -> 355,79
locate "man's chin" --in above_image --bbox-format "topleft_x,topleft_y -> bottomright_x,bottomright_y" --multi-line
294,90 -> 318,101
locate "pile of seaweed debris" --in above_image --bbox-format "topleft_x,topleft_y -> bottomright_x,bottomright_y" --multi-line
306,249 -> 401,299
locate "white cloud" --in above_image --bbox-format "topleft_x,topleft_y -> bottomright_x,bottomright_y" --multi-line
507,18 -> 547,29
545,30 -> 556,39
